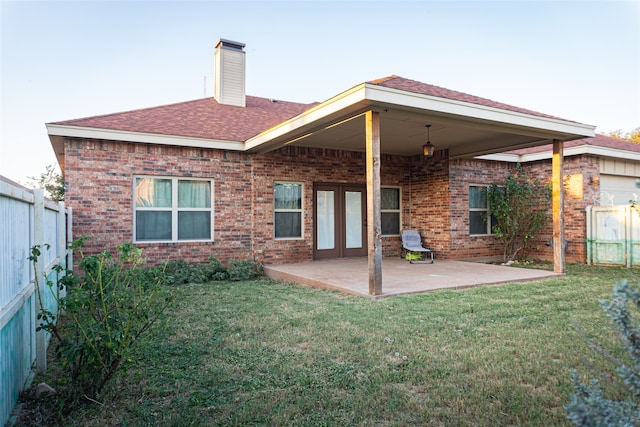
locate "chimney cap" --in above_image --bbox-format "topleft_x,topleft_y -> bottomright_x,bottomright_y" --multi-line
216,38 -> 245,52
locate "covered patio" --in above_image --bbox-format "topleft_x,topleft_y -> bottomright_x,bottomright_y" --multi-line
249,76 -> 595,296
264,258 -> 559,299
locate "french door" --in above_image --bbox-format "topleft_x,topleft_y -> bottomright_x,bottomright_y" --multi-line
313,184 -> 367,259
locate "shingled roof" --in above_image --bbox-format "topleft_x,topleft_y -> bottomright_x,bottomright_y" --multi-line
50,96 -> 317,142
368,75 -> 570,122
51,75 -> 579,143
506,133 -> 640,155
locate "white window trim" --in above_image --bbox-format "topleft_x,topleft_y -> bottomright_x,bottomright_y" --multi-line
274,181 -> 304,241
469,184 -> 494,236
381,186 -> 402,236
133,175 -> 215,243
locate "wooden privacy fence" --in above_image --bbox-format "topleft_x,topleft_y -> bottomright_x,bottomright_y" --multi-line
0,178 -> 72,426
586,205 -> 640,267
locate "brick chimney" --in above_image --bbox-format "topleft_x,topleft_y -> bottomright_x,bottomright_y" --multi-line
214,39 -> 246,107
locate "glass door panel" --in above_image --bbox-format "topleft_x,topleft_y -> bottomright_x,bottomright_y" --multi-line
316,190 -> 335,250
345,191 -> 362,249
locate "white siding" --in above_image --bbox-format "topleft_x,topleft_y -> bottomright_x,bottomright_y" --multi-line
214,44 -> 246,107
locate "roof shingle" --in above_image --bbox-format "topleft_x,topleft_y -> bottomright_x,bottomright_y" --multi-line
51,75 -> 583,142
51,96 -> 316,141
507,133 -> 640,155
368,75 -> 570,122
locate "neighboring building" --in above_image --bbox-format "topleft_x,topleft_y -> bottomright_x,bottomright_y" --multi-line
47,39 -> 598,274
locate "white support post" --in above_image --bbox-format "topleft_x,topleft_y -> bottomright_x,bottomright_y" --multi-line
585,205 -> 592,265
67,207 -> 73,277
34,189 -> 47,373
57,201 -> 67,298
626,205 -> 632,268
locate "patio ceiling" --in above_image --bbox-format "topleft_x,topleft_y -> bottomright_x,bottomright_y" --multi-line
246,83 -> 596,158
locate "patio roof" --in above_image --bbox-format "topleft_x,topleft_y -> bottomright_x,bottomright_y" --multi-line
264,258 -> 560,299
247,76 -> 596,158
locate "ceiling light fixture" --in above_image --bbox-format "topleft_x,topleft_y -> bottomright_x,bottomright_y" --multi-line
423,124 -> 435,157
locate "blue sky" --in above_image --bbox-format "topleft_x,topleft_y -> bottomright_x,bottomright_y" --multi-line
1,0 -> 639,185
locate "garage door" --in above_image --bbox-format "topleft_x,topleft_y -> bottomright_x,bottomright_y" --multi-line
600,175 -> 640,206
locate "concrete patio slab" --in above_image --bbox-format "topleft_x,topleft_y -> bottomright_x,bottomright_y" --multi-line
264,258 -> 560,299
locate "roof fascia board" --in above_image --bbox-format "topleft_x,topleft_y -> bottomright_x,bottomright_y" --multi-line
363,84 -> 596,138
244,84 -> 369,152
46,124 -> 244,151
479,145 -> 640,163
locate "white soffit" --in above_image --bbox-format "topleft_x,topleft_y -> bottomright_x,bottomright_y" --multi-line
46,124 -> 245,151
478,145 -> 640,163
244,84 -> 370,152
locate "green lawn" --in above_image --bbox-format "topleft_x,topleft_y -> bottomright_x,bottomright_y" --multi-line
29,264 -> 637,426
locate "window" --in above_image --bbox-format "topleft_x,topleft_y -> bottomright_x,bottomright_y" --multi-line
381,187 -> 401,236
134,177 -> 213,242
469,185 -> 495,235
274,182 -> 303,239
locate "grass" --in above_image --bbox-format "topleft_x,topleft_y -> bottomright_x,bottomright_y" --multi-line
20,263 -> 639,426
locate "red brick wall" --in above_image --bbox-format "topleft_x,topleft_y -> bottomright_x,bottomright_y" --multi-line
65,140 -> 414,266
64,137 -> 595,267
408,150 -> 452,257
522,154 -> 599,263
65,138 -> 253,266
448,157 -> 515,260
250,146 -> 411,263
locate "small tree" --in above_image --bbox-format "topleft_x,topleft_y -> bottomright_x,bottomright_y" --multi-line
27,164 -> 64,201
30,239 -> 174,400
486,164 -> 551,262
606,127 -> 640,144
565,279 -> 640,425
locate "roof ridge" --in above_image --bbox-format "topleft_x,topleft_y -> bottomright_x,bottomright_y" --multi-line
367,75 -> 400,85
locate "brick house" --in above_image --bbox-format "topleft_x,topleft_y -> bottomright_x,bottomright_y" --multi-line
47,39 -> 599,294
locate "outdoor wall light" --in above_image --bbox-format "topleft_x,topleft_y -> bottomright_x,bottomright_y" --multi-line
423,124 -> 435,157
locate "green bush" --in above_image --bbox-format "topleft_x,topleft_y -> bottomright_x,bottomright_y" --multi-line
160,256 -> 259,284
227,258 -> 261,281
486,163 -> 551,262
31,240 -> 174,399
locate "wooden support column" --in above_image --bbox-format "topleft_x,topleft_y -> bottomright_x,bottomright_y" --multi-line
552,139 -> 565,274
365,110 -> 382,295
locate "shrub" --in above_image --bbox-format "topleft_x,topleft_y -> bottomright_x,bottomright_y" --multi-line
31,240 -> 174,400
164,259 -> 205,285
486,163 -> 551,262
565,279 -> 640,425
160,256 -> 259,284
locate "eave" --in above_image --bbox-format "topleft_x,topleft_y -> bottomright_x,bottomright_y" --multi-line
478,144 -> 640,163
47,124 -> 244,169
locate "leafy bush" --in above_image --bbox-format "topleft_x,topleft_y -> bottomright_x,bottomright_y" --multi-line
160,256 -> 259,284
565,279 -> 640,425
486,164 -> 551,262
227,258 -> 261,281
31,240 -> 174,399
